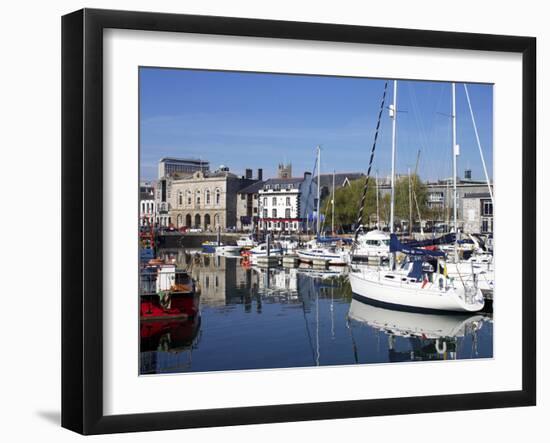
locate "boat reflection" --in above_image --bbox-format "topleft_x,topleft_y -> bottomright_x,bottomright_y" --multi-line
347,298 -> 490,362
140,315 -> 202,374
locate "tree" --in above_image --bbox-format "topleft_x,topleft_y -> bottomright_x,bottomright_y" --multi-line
321,174 -> 430,232
321,178 -> 377,231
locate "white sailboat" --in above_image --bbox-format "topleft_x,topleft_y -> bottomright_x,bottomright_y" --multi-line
441,84 -> 494,292
296,146 -> 350,266
349,80 -> 484,313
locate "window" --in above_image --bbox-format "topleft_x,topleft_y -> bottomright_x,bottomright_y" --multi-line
272,208 -> 277,218
286,197 -> 291,206
285,208 -> 291,218
240,194 -> 246,200
196,190 -> 201,205
186,190 -> 192,205
215,189 -> 221,205
263,209 -> 268,218
206,189 -> 211,204
178,192 -> 183,206
263,197 -> 267,206
482,201 -> 493,216
272,197 -> 277,206
253,207 -> 258,214
253,194 -> 258,200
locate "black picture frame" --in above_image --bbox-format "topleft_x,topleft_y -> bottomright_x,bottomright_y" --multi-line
62,8 -> 536,435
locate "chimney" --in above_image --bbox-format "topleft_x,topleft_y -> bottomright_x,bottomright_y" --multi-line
304,171 -> 312,179
257,168 -> 263,181
245,168 -> 253,179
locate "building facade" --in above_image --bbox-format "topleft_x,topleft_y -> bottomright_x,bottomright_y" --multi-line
158,157 -> 210,179
168,168 -> 257,230
462,192 -> 494,234
236,180 -> 264,231
257,173 -> 314,233
139,182 -> 156,226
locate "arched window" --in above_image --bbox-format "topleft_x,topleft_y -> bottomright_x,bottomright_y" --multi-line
215,189 -> 221,205
178,191 -> 183,206
196,190 -> 201,205
186,190 -> 192,205
214,213 -> 220,227
206,189 -> 211,204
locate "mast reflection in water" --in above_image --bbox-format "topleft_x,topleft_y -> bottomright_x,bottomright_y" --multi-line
139,249 -> 493,374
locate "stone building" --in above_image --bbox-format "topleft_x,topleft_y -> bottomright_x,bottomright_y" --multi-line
168,167 -> 257,230
462,192 -> 494,234
236,171 -> 264,231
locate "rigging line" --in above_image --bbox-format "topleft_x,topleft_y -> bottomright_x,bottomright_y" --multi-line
463,84 -> 494,204
407,83 -> 430,155
411,150 -> 424,233
354,80 -> 389,239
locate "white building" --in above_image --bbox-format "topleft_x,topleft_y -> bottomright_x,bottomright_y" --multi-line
139,182 -> 156,226
258,173 -> 314,233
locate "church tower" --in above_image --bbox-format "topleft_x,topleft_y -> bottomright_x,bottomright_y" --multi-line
277,162 -> 292,179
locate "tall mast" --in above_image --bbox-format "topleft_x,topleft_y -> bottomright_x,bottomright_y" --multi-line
408,167 -> 413,237
376,170 -> 380,229
451,83 -> 459,261
390,80 -> 397,269
316,145 -> 321,237
331,170 -> 335,235
390,80 -> 397,235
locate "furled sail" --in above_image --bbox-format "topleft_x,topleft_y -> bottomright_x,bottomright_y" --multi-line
390,234 -> 445,257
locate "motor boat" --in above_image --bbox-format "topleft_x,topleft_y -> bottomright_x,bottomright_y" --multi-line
297,239 -> 349,266
352,229 -> 390,261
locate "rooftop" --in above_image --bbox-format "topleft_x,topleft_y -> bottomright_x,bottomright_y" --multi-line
238,181 -> 266,194
159,157 -> 210,165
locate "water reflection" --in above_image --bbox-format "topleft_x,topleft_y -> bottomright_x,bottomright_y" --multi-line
347,298 -> 490,362
140,249 -> 492,374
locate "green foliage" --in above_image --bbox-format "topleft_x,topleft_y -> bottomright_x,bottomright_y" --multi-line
322,174 -> 430,229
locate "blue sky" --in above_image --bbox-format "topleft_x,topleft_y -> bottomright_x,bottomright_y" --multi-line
139,68 -> 493,182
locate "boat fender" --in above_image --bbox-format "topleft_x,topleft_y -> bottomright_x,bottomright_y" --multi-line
435,338 -> 447,354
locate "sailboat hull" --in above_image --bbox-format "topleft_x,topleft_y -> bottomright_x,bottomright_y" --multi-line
349,270 -> 484,313
297,250 -> 349,266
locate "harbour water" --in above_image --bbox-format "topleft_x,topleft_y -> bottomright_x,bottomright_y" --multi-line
140,249 -> 493,375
